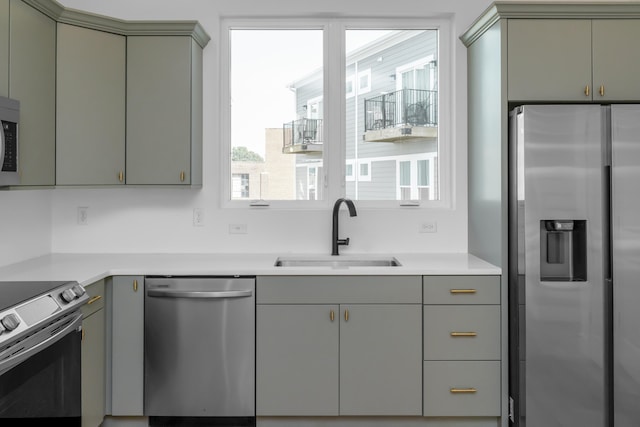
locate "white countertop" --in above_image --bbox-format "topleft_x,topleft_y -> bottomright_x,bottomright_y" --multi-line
0,253 -> 501,286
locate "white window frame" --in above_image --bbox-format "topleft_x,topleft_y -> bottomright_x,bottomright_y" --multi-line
345,160 -> 355,181
358,160 -> 371,182
346,76 -> 355,98
220,18 -> 452,210
357,68 -> 371,94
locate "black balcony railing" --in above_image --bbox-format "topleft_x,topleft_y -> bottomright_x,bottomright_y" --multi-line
283,118 -> 323,152
364,89 -> 437,132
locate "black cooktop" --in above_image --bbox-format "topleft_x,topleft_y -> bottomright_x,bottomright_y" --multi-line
0,281 -> 73,311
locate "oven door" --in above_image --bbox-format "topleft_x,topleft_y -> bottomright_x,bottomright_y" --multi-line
0,312 -> 82,425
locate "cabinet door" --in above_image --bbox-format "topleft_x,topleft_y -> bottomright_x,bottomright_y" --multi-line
126,36 -> 195,185
508,19 -> 592,101
110,276 -> 144,415
82,308 -> 106,427
256,304 -> 339,416
10,0 -> 56,186
339,304 -> 422,416
0,0 -> 8,96
593,20 -> 640,101
56,23 -> 125,185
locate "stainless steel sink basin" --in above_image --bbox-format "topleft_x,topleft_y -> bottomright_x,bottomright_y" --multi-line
274,256 -> 401,267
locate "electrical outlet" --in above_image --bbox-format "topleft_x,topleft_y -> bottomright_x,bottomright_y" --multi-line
193,208 -> 204,227
420,221 -> 437,233
77,207 -> 89,226
229,224 -> 248,234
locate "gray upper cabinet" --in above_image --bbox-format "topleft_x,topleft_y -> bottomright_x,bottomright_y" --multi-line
56,23 -> 126,185
592,20 -> 640,101
9,0 -> 56,186
0,1 -> 9,96
126,36 -> 203,186
508,19 -> 592,102
508,18 -> 640,102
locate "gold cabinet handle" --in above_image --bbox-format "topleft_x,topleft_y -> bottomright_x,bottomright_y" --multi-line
450,289 -> 476,294
599,85 -> 605,97
450,332 -> 478,337
330,310 -> 335,322
133,279 -> 138,292
344,309 -> 349,322
88,295 -> 103,305
585,85 -> 590,97
180,171 -> 185,182
118,171 -> 124,182
450,388 -> 477,394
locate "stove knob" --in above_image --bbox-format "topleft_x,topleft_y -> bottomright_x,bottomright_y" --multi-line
1,314 -> 20,331
61,288 -> 77,303
72,285 -> 86,297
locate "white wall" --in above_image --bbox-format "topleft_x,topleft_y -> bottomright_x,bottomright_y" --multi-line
45,0 -> 494,256
0,190 -> 52,266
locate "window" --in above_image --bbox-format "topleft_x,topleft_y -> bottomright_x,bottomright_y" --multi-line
232,174 -> 250,199
222,19 -> 450,208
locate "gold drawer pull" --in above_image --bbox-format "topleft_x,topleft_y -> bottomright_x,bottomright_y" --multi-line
585,85 -> 590,97
450,332 -> 477,337
133,279 -> 138,292
450,289 -> 476,294
118,171 -> 124,182
450,388 -> 477,394
344,309 -> 349,322
330,310 -> 335,322
180,171 -> 185,182
599,85 -> 605,97
88,295 -> 103,305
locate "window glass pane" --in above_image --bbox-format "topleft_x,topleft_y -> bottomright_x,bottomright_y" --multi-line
399,161 -> 410,186
417,159 -> 429,186
230,29 -> 323,201
346,29 -> 439,201
360,163 -> 369,177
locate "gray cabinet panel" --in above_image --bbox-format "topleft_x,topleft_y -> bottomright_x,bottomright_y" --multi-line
508,19 -> 592,101
0,0 -> 8,96
56,23 -> 126,185
10,0 -> 56,186
423,305 -> 500,361
592,20 -> 640,101
423,361 -> 501,417
110,276 -> 144,416
423,275 -> 500,304
340,305 -> 422,416
256,304 -> 339,416
257,275 -> 421,304
126,36 -> 193,185
82,306 -> 106,427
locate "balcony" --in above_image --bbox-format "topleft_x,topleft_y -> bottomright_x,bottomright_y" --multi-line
283,118 -> 323,154
363,89 -> 437,143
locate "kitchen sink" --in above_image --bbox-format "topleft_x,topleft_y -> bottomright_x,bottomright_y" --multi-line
274,256 -> 401,267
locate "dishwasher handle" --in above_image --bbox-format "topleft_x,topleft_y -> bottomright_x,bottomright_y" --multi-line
146,289 -> 253,299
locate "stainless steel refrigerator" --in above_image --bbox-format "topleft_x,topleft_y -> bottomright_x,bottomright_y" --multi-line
508,104 -> 640,427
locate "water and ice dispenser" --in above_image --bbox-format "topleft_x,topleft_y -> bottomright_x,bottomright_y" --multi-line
540,220 -> 587,281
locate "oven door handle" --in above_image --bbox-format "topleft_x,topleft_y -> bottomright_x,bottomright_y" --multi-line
146,289 -> 253,299
0,312 -> 82,375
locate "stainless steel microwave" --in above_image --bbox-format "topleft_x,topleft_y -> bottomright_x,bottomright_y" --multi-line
0,96 -> 19,186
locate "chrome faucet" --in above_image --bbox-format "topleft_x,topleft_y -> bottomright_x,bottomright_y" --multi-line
332,198 -> 357,256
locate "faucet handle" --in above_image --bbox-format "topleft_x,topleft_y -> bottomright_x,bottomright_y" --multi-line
337,238 -> 350,247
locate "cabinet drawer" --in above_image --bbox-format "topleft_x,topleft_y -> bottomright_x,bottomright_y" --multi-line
257,276 -> 421,304
423,305 -> 500,360
82,279 -> 105,318
423,275 -> 500,304
423,361 -> 500,417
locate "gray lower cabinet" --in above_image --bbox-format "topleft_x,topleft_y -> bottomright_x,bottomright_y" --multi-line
256,276 -> 422,417
126,36 -> 203,186
422,275 -> 501,417
81,279 -> 106,427
56,22 -> 126,186
9,0 -> 56,186
109,276 -> 144,416
0,0 -> 7,96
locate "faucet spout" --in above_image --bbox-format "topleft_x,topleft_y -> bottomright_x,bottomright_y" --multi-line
332,198 -> 357,256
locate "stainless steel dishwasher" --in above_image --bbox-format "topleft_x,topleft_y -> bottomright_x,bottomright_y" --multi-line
144,276 -> 255,427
